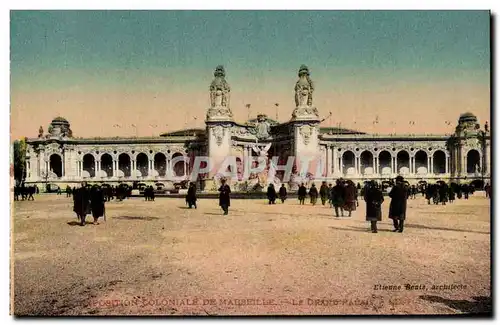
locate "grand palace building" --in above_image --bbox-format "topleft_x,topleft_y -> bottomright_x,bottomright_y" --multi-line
23,65 -> 491,191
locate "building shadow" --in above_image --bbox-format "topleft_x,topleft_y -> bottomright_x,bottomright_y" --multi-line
113,216 -> 159,221
405,223 -> 489,235
419,295 -> 492,315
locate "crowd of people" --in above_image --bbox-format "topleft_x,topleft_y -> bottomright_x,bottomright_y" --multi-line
66,184 -> 132,202
69,183 -> 134,226
13,184 -> 38,201
18,175 -> 490,231
262,177 -> 491,233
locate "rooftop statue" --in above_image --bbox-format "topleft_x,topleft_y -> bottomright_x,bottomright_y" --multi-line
295,65 -> 314,107
210,65 -> 231,108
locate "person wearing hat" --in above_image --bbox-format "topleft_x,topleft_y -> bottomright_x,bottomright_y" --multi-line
319,181 -> 329,206
297,183 -> 307,205
388,175 -> 408,233
267,183 -> 277,204
343,180 -> 357,217
279,183 -> 288,203
218,178 -> 231,215
364,180 -> 384,233
331,179 -> 346,218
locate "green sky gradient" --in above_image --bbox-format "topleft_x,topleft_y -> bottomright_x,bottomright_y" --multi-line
11,10 -> 490,92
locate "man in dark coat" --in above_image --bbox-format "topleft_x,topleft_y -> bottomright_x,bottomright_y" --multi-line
73,182 -> 91,226
425,185 -> 432,204
331,179 -> 346,217
319,181 -> 329,206
448,185 -> 455,203
90,185 -> 105,225
266,184 -> 277,204
186,182 -> 197,208
463,184 -> 469,199
297,183 -> 307,205
218,178 -> 231,215
389,176 -> 408,233
150,186 -> 155,201
344,181 -> 357,217
309,183 -> 319,205
364,181 -> 384,233
65,185 -> 72,198
328,183 -> 334,207
279,184 -> 287,203
439,184 -> 448,205
485,183 -> 491,199
456,185 -> 462,199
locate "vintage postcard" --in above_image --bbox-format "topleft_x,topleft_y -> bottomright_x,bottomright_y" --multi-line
10,10 -> 491,316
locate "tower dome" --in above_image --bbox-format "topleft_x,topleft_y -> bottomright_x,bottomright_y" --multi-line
48,116 -> 72,137
458,112 -> 478,123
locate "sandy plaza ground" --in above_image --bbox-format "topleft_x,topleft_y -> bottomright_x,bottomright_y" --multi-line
12,192 -> 491,316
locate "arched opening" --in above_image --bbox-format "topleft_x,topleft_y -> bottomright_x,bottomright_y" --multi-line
82,154 -> 96,178
433,150 -> 446,174
342,151 -> 355,175
360,151 -> 374,175
414,150 -> 428,175
467,149 -> 481,174
154,153 -> 167,177
172,152 -> 186,177
49,154 -> 62,178
100,153 -> 113,177
118,153 -> 131,177
397,150 -> 410,175
378,150 -> 392,175
136,153 -> 149,177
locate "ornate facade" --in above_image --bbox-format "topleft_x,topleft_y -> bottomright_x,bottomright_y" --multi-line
24,65 -> 490,190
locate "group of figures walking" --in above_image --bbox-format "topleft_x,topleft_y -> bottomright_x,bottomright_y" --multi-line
66,184 -> 131,202
72,182 -> 107,226
266,180 -> 360,217
13,184 -> 38,201
420,182 -> 490,205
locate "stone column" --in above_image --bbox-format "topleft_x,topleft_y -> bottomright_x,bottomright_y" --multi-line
445,155 -> 450,174
332,148 -> 337,175
430,155 -> 434,174
61,155 -> 65,177
393,156 -> 397,175
167,157 -> 172,178
372,155 -> 376,175
485,139 -> 490,175
427,156 -> 431,174
325,146 -> 331,177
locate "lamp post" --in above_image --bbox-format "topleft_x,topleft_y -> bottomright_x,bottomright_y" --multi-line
246,104 -> 251,121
